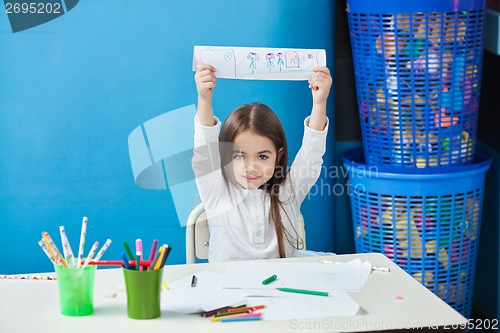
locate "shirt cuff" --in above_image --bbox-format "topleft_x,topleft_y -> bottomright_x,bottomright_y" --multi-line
194,115 -> 221,128
304,116 -> 329,134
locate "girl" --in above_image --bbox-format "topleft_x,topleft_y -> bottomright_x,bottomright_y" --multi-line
193,64 -> 331,262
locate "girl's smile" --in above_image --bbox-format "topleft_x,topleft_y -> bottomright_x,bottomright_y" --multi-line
231,130 -> 279,190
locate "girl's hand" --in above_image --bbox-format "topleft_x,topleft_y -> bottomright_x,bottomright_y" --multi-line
195,64 -> 217,101
308,66 -> 332,105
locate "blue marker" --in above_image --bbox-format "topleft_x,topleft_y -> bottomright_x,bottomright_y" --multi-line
121,252 -> 131,269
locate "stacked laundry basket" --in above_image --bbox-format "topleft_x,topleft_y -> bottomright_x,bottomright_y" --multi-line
343,0 -> 491,318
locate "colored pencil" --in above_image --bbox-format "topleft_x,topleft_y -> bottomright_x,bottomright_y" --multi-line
122,241 -> 135,262
43,232 -> 67,268
59,225 -> 76,267
226,305 -> 265,313
93,239 -> 112,262
276,287 -> 329,297
152,246 -> 166,270
121,252 -> 131,269
86,260 -> 153,266
212,312 -> 262,322
38,239 -> 57,265
82,241 -> 99,269
220,315 -> 262,323
148,239 -> 158,262
76,216 -> 88,268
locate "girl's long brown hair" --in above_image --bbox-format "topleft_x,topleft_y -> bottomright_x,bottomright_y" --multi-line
219,103 -> 302,258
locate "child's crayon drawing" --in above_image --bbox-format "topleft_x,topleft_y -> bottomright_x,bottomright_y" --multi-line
276,52 -> 284,71
265,52 -> 275,73
193,46 -> 326,80
247,52 -> 259,74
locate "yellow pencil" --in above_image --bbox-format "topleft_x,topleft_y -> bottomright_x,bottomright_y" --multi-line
43,232 -> 67,268
153,246 -> 166,270
210,311 -> 258,322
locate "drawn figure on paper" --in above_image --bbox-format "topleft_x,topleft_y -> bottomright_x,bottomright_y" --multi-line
276,52 -> 284,71
285,51 -> 299,68
197,48 -> 236,77
266,53 -> 275,73
247,52 -> 260,74
224,52 -> 233,62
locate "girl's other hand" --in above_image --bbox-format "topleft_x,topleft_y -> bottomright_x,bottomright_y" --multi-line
195,64 -> 217,101
308,66 -> 332,105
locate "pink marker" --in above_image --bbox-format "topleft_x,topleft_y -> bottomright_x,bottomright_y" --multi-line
136,239 -> 143,271
135,239 -> 143,259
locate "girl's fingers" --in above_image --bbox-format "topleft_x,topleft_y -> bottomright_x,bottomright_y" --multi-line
313,66 -> 330,75
197,64 -> 216,73
198,68 -> 216,77
202,81 -> 215,89
199,82 -> 215,94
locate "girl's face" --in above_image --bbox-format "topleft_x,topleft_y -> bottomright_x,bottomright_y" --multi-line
230,130 -> 280,190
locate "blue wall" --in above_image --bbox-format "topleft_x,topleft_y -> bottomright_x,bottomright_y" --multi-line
0,0 -> 336,273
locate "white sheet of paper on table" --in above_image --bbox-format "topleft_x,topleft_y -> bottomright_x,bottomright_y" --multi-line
193,45 -> 326,80
220,259 -> 372,292
246,292 -> 360,321
161,271 -> 246,314
160,268 -> 363,319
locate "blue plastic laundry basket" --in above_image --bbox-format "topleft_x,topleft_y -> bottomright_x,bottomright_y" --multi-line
343,148 -> 491,318
347,0 -> 486,169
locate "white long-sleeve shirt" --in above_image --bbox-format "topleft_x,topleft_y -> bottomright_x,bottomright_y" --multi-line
192,116 -> 328,262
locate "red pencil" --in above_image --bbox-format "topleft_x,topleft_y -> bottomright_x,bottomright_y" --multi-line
86,260 -> 152,266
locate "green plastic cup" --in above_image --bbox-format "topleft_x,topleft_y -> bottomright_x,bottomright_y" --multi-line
55,265 -> 97,316
123,267 -> 163,319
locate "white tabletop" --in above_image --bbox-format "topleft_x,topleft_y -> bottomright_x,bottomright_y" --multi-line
0,253 -> 466,333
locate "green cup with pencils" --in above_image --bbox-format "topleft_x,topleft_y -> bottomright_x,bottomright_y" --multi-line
121,241 -> 170,319
55,265 -> 97,316
123,267 -> 164,319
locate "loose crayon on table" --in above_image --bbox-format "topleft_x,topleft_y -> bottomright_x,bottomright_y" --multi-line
262,274 -> 277,285
77,216 -> 88,268
211,312 -> 261,322
226,305 -> 265,313
214,309 -> 249,317
372,266 -> 391,272
148,239 -> 158,262
201,304 -> 247,317
220,315 -> 262,323
276,287 -> 329,297
191,275 -> 197,287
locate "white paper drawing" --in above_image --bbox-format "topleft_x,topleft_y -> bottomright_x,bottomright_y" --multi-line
193,45 -> 327,80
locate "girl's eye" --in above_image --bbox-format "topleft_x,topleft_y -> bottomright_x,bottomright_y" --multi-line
258,155 -> 269,160
233,154 -> 244,160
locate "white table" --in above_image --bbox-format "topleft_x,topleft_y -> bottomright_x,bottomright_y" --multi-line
0,253 -> 467,333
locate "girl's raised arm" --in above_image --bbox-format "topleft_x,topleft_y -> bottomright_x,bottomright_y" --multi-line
307,66 -> 332,131
194,64 -> 217,126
